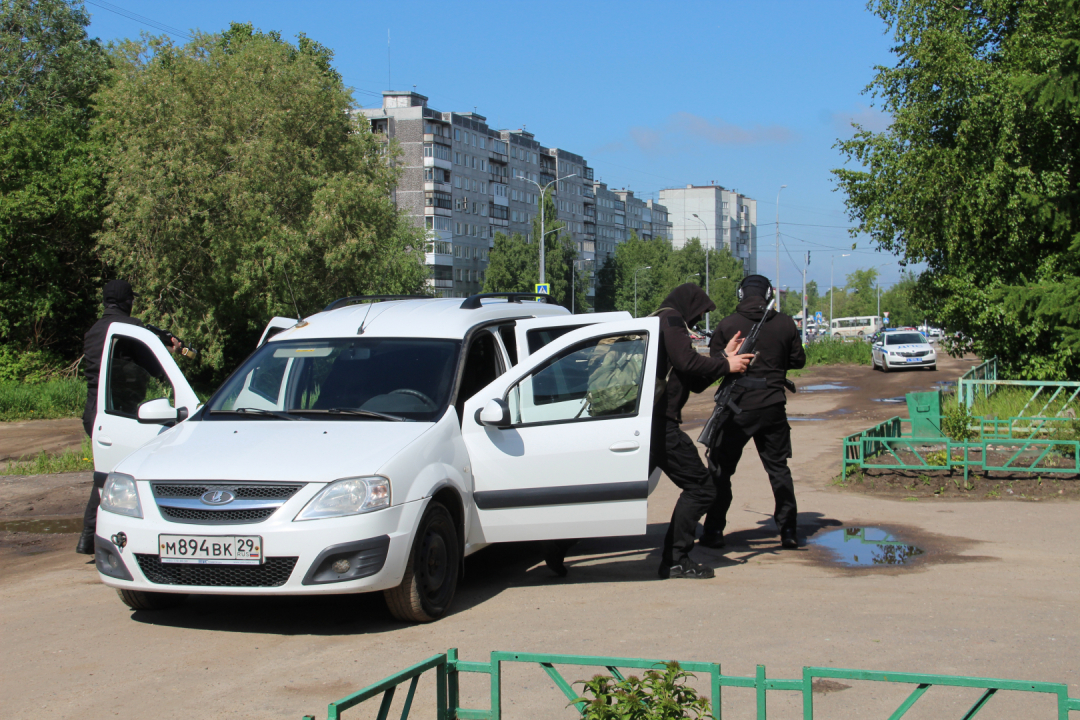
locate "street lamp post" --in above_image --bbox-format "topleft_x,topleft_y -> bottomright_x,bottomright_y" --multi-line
775,184 -> 787,300
685,272 -> 700,284
634,265 -> 651,317
830,252 -> 850,339
691,213 -> 710,332
516,172 -> 577,284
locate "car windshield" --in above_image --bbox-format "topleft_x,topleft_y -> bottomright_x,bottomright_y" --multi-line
885,333 -> 926,345
205,338 -> 461,422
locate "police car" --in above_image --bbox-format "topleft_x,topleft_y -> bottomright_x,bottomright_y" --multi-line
90,294 -> 662,622
871,329 -> 937,372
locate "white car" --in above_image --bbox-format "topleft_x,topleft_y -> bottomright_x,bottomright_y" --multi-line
90,294 -> 662,622
872,330 -> 937,372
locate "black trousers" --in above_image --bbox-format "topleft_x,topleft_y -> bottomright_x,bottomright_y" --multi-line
81,401 -> 100,536
652,420 -> 716,566
703,403 -> 797,538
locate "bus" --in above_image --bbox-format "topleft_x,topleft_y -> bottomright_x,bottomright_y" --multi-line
830,315 -> 882,339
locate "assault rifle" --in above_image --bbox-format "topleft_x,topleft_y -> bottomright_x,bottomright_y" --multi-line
696,298 -> 777,448
145,324 -> 198,358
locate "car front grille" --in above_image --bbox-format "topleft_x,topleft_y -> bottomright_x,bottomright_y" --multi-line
135,555 -> 298,587
159,506 -> 277,523
899,350 -> 930,357
150,482 -> 305,525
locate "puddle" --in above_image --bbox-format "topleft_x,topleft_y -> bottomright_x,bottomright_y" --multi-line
932,381 -> 956,388
810,527 -> 925,567
872,397 -> 907,404
789,417 -> 825,422
801,384 -> 853,392
0,517 -> 83,534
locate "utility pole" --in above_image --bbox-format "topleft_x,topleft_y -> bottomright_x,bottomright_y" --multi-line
830,252 -> 849,339
517,172 -> 577,284
692,213 -> 710,332
775,184 -> 787,301
801,252 -> 810,345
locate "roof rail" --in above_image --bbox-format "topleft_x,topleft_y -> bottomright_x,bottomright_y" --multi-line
323,295 -> 431,312
459,292 -> 560,310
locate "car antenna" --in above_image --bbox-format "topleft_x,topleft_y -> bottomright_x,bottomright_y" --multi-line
283,269 -> 307,328
357,300 -> 375,335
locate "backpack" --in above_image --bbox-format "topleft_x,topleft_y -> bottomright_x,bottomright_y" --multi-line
583,336 -> 646,417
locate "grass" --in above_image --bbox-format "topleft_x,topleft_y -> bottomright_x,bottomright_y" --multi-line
2,437 -> 94,476
804,339 -> 874,367
0,378 -> 87,422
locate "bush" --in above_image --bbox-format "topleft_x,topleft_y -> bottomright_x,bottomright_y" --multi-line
572,662 -> 713,720
804,338 -> 874,366
0,344 -> 71,383
0,378 -> 87,421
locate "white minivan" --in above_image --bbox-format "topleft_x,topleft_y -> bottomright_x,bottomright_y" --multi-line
830,315 -> 882,339
91,294 -> 661,622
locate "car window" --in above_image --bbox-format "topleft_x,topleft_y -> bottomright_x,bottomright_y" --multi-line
886,333 -> 925,345
105,336 -> 173,417
497,325 -> 518,365
507,333 -> 647,426
526,324 -> 586,354
457,332 -> 503,416
207,338 -> 460,421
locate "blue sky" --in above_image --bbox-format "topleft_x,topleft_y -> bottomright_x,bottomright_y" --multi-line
84,0 -> 912,292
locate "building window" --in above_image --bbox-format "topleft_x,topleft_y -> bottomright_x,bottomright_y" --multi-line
455,129 -> 461,141
425,191 -> 452,210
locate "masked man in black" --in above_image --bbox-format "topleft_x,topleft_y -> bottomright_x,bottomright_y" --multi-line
700,275 -> 806,550
651,283 -> 754,579
76,280 -> 179,555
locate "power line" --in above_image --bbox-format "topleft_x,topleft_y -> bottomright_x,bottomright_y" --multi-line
84,1 -> 193,40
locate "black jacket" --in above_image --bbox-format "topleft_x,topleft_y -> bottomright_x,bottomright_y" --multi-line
83,307 -> 145,392
708,297 -> 806,411
655,284 -> 732,423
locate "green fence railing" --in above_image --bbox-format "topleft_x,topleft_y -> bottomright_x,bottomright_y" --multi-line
310,649 -> 1080,719
959,357 -> 1080,420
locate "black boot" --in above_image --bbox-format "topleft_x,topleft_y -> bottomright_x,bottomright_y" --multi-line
75,529 -> 95,555
543,539 -> 574,577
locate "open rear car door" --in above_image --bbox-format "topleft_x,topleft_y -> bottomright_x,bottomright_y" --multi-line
461,317 -> 659,544
92,324 -> 199,474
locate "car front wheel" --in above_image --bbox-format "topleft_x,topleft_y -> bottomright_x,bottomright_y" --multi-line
116,589 -> 185,611
384,501 -> 460,623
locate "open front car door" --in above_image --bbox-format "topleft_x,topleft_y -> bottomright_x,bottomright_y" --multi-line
461,317 -> 660,544
92,324 -> 199,474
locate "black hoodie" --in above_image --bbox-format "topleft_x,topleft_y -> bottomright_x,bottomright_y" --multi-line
708,296 -> 806,411
655,284 -> 732,423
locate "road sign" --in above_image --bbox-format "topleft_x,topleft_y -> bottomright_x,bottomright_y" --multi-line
815,311 -> 823,323
534,283 -> 550,295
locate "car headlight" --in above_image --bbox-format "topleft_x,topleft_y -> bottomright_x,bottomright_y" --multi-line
294,476 -> 391,521
101,472 -> 142,518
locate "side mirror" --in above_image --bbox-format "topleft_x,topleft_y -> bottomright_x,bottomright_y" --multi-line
137,398 -> 187,425
475,398 -> 511,428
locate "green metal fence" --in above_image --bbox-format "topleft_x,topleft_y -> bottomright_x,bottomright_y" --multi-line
959,358 -> 1080,421
311,649 -> 1080,719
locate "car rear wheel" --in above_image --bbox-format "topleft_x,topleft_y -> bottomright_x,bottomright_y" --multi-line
384,501 -> 460,623
116,589 -> 185,611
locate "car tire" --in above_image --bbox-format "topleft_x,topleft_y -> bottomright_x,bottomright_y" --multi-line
881,360 -> 891,373
116,589 -> 185,611
384,501 -> 460,623
929,364 -> 937,371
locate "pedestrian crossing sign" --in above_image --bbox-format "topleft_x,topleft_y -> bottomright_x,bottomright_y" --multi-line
534,283 -> 550,296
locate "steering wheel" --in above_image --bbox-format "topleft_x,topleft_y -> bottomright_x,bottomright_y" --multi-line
389,388 -> 437,409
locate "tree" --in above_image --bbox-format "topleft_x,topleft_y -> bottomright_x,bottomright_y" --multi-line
833,0 -> 1080,378
0,0 -> 109,363
93,24 -> 427,378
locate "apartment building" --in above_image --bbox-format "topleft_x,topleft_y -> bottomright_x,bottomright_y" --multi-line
659,184 -> 757,275
359,91 -> 604,298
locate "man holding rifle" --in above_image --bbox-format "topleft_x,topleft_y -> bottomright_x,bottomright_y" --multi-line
699,275 -> 806,550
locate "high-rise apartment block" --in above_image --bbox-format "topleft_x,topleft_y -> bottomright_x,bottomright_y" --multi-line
659,185 -> 757,275
359,92 -> 749,300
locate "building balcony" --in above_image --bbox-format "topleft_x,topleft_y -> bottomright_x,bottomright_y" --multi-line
423,156 -> 452,171
583,187 -> 595,199
489,217 -> 509,227
540,174 -> 555,186
424,206 -> 452,217
425,252 -> 453,266
424,181 -> 452,193
428,278 -> 454,289
424,134 -> 452,147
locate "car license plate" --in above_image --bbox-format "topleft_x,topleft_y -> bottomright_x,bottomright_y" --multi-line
906,358 -> 921,363
158,535 -> 262,565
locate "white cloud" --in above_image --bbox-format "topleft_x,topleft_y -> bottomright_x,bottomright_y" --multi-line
627,112 -> 797,155
831,104 -> 892,134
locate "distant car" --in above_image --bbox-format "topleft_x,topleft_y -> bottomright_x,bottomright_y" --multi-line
872,330 -> 936,372
929,327 -> 943,338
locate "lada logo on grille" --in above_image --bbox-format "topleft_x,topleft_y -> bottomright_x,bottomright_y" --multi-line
201,490 -> 235,505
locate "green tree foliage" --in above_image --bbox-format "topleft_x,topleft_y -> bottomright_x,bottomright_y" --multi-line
833,0 -> 1080,378
93,24 -> 426,377
0,0 -> 109,360
482,192 -> 586,310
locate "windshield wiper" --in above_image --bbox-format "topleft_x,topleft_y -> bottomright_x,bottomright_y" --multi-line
210,408 -> 307,421
295,407 -> 410,422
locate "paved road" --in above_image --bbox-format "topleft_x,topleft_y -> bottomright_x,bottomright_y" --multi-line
1,354 -> 1077,718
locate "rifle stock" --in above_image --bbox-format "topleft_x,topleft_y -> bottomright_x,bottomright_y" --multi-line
696,298 -> 777,447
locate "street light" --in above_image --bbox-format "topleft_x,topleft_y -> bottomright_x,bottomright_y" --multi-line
691,213 -> 710,332
634,265 -> 651,317
685,272 -> 700,284
775,184 -> 787,300
516,172 -> 577,284
829,252 -> 850,338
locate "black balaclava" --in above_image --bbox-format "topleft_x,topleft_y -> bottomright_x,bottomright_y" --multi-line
659,283 -> 716,326
739,274 -> 772,300
103,279 -> 136,315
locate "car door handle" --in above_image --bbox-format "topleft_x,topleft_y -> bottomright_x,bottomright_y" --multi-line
609,441 -> 639,452
96,436 -> 113,447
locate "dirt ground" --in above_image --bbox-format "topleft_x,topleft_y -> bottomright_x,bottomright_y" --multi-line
0,417 -> 84,467
1,352 -> 1078,719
